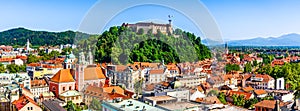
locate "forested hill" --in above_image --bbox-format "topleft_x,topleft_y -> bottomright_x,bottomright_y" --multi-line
95,26 -> 212,64
0,27 -> 91,46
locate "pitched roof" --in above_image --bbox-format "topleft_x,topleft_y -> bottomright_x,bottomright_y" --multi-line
103,86 -> 124,95
253,74 -> 274,82
254,89 -> 267,95
42,99 -> 66,111
149,69 -> 164,75
12,95 -> 40,110
254,100 -> 289,109
31,79 -> 48,87
84,67 -> 106,80
51,69 -> 75,83
242,86 -> 254,92
195,96 -> 221,104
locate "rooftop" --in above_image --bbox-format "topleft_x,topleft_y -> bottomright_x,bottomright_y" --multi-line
157,102 -> 201,111
42,99 -> 66,111
59,90 -> 81,97
51,69 -> 75,83
254,100 -> 290,109
144,95 -> 176,101
102,99 -> 163,111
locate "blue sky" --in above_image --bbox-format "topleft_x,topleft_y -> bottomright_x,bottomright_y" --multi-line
1,0 -> 300,40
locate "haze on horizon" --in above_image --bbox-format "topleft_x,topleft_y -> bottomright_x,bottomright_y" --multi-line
1,0 -> 300,40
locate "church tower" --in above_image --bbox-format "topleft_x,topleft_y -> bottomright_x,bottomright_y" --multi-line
63,52 -> 75,69
26,39 -> 30,52
88,45 -> 93,65
76,52 -> 86,91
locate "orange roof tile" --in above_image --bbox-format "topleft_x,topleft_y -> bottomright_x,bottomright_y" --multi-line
31,79 -> 47,87
103,86 -> 124,95
12,95 -> 40,110
254,89 -> 267,95
51,69 -> 75,83
149,69 -> 164,75
242,86 -> 254,92
0,58 -> 13,62
84,67 -> 106,80
254,100 -> 289,109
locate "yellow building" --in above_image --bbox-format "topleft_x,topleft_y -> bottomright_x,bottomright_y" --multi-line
28,68 -> 53,79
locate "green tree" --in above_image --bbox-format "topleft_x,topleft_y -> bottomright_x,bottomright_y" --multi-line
134,78 -> 143,98
63,101 -> 81,111
253,60 -> 258,67
137,28 -> 144,35
27,54 -> 40,63
207,90 -> 218,96
218,92 -> 227,104
0,64 -> 6,73
244,98 -> 258,109
232,94 -> 245,107
89,98 -> 102,111
244,62 -> 252,73
6,64 -> 20,73
225,64 -> 240,73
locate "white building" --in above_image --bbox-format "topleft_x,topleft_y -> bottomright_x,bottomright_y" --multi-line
246,74 -> 275,89
13,59 -> 24,66
148,69 -> 166,84
276,77 -> 285,90
177,75 -> 206,88
166,89 -> 190,102
0,73 -> 31,89
30,79 -> 49,97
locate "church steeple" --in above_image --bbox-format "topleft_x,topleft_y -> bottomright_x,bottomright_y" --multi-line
88,45 -> 93,65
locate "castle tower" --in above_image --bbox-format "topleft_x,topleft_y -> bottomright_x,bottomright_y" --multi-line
168,15 -> 173,34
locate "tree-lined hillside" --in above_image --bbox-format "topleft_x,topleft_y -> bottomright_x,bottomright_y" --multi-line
0,27 -> 90,46
95,26 -> 212,64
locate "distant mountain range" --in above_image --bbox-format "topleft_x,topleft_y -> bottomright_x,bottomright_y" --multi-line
228,33 -> 300,46
202,33 -> 300,46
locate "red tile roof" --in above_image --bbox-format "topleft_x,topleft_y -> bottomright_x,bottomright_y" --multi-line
254,89 -> 267,95
12,95 -> 40,110
51,69 -> 75,83
254,100 -> 290,109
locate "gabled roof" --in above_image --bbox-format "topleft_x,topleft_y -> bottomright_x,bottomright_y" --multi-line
12,95 -> 40,110
103,86 -> 124,95
254,100 -> 290,109
51,69 -> 75,83
84,67 -> 106,80
254,89 -> 267,95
